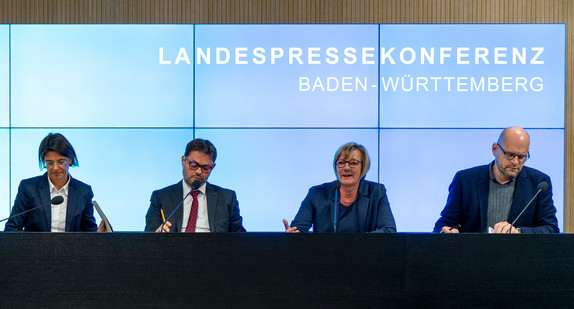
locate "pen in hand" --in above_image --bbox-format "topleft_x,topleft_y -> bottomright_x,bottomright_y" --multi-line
161,209 -> 166,223
450,224 -> 461,231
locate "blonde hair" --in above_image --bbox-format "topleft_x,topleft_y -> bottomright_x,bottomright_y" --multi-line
333,142 -> 371,180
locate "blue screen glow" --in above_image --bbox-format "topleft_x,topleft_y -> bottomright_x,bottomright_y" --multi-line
0,24 -> 565,232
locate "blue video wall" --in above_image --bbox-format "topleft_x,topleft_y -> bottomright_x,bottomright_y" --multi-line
0,24 -> 565,232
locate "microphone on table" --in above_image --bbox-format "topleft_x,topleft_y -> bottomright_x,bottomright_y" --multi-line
0,195 -> 65,224
508,181 -> 549,233
160,179 -> 202,232
333,180 -> 341,233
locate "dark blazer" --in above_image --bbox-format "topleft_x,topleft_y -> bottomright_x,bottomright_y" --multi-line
291,180 -> 396,233
4,173 -> 98,232
433,164 -> 559,233
144,181 -> 246,232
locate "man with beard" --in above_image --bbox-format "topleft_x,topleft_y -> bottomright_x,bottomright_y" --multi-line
434,126 -> 559,234
145,138 -> 246,233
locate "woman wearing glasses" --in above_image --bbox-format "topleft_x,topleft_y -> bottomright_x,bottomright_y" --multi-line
283,142 -> 396,233
4,133 -> 98,232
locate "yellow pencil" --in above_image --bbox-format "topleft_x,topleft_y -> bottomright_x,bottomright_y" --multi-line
161,209 -> 166,223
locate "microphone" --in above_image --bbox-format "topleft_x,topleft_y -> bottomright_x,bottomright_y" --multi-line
0,195 -> 65,223
332,180 -> 341,233
508,181 -> 549,233
51,195 -> 64,205
160,179 -> 202,232
191,180 -> 202,190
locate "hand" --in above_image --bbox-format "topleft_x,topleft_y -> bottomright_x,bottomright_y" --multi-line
283,219 -> 299,233
156,221 -> 171,233
441,225 -> 460,233
97,220 -> 107,232
493,221 -> 520,233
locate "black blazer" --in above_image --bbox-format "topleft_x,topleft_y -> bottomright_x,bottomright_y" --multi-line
5,173 -> 97,232
433,164 -> 559,233
144,181 -> 246,232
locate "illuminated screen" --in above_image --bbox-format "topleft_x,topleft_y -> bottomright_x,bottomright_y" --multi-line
0,26 -> 7,128
10,25 -> 194,127
380,129 -> 564,232
1,26 -> 9,224
379,25 -> 564,128
195,25 -> 379,128
0,24 -> 565,232
0,130 -> 8,224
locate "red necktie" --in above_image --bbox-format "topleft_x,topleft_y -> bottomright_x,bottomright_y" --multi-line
185,190 -> 200,232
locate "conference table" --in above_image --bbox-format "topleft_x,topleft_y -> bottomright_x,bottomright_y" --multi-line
0,232 -> 572,308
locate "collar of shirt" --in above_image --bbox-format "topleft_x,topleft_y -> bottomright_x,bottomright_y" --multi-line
48,174 -> 71,196
182,180 -> 206,197
488,161 -> 516,185
47,174 -> 70,232
181,180 -> 210,232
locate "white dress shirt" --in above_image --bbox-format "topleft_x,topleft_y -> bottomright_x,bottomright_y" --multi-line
180,180 -> 210,233
48,175 -> 70,232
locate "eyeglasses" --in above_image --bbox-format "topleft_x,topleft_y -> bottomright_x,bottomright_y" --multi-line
336,160 -> 362,168
44,159 -> 68,168
185,157 -> 213,173
497,143 -> 530,162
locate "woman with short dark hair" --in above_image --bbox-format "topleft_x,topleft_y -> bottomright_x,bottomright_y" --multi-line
5,133 -> 98,232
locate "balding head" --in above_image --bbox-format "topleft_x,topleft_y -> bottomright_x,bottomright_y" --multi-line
497,126 -> 530,149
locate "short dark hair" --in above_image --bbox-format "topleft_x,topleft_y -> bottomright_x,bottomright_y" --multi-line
38,133 -> 79,169
184,138 -> 217,162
